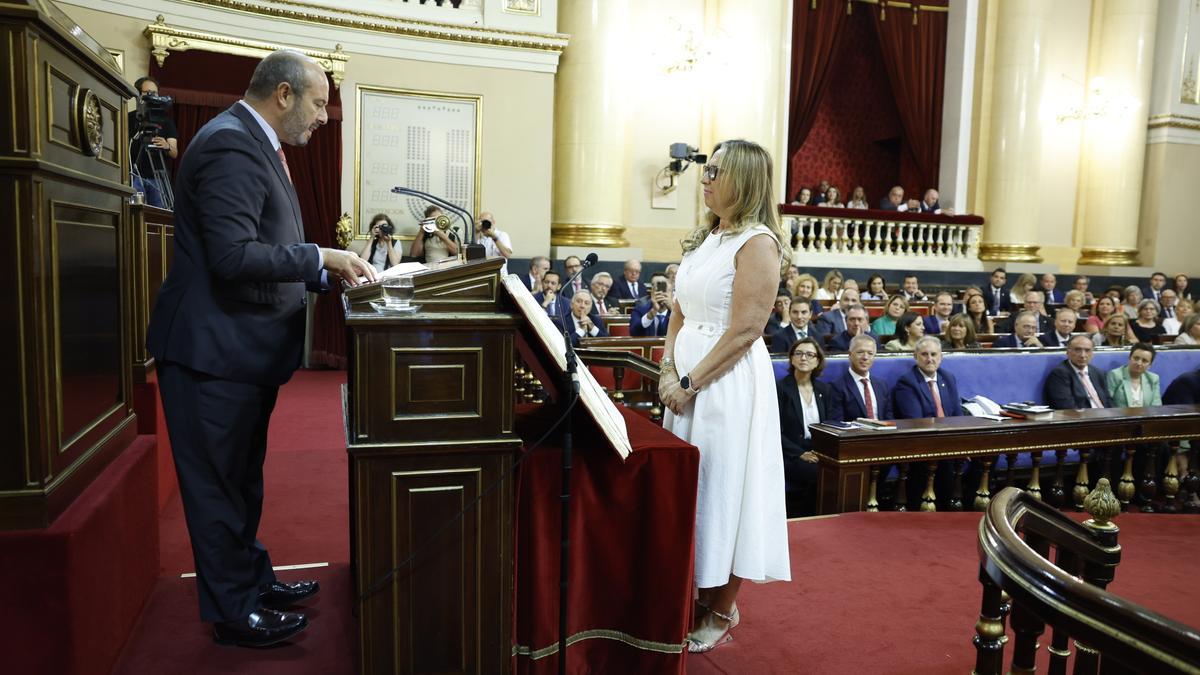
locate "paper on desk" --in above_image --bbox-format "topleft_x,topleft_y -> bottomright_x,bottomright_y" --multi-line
356,261 -> 427,284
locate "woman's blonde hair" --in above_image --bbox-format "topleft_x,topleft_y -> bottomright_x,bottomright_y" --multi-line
1012,273 -> 1036,298
789,273 -> 819,298
680,139 -> 791,272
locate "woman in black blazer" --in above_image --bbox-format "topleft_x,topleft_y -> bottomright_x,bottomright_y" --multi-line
776,337 -> 833,517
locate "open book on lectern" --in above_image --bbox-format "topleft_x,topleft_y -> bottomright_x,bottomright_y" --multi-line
501,275 -> 632,460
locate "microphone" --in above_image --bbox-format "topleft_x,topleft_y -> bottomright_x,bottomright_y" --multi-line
564,252 -> 598,291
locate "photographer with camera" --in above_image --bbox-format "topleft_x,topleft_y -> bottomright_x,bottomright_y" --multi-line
128,76 -> 178,208
409,205 -> 460,263
630,271 -> 673,336
348,213 -> 402,273
474,210 -> 513,274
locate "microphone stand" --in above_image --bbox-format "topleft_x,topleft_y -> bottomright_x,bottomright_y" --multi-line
390,187 -> 485,260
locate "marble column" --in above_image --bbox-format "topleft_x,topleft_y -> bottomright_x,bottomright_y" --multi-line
978,0 -> 1051,263
708,0 -> 786,161
551,0 -> 630,247
1076,0 -> 1158,266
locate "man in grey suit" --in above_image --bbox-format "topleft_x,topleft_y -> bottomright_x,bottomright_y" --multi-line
148,51 -> 375,647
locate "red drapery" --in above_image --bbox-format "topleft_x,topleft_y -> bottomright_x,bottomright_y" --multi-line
787,1 -> 947,199
150,51 -> 348,368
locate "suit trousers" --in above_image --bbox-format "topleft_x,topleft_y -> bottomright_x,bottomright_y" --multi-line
158,361 -> 280,622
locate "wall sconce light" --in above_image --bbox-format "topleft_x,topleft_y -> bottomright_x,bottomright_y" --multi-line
1057,77 -> 1139,123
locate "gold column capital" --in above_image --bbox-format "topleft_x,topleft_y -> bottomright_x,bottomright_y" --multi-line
1077,247 -> 1141,266
978,243 -> 1043,263
550,223 -> 628,247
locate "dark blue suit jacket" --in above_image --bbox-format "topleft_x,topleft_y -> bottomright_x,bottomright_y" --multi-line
777,377 -> 832,457
828,330 -> 882,352
533,292 -> 572,322
1043,360 -> 1112,410
923,315 -> 949,335
518,273 -> 540,292
985,284 -> 1011,316
1042,288 -> 1064,304
829,369 -> 893,421
893,366 -> 963,419
609,279 -> 647,302
147,104 -> 322,386
1164,369 -> 1200,404
629,301 -> 670,337
552,313 -> 608,346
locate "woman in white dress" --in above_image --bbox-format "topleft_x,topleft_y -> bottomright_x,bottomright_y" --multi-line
659,140 -> 792,653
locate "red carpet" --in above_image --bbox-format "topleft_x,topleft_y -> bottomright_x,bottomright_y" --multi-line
113,370 -> 1200,674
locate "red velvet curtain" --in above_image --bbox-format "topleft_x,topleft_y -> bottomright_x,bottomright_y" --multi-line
785,1 -> 849,196
871,6 -> 948,192
149,51 -> 348,367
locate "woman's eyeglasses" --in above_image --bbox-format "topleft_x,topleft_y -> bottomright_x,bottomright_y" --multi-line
792,351 -> 819,360
702,164 -> 720,181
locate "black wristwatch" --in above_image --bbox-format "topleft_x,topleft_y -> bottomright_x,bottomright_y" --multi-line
680,375 -> 699,394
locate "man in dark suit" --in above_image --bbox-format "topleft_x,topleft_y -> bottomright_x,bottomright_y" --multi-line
829,334 -> 892,421
916,188 -> 955,215
147,51 -> 376,647
1040,273 -> 1064,304
814,288 -> 858,337
630,272 -> 672,337
878,185 -> 918,212
771,301 -> 817,353
923,292 -> 955,335
985,267 -> 1011,316
1039,308 -> 1078,348
1163,367 -> 1200,404
828,305 -> 881,352
993,311 -> 1045,349
561,255 -> 585,297
892,336 -> 962,508
608,258 -> 647,302
1043,335 -> 1113,409
1144,272 -> 1168,303
555,292 -> 608,346
533,270 -> 572,321
519,256 -> 550,293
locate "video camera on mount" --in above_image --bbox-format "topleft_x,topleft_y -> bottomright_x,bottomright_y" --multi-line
668,143 -> 706,174
133,93 -> 173,140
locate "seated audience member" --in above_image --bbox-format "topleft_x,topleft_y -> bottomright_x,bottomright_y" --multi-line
1009,273 -> 1037,305
788,273 -> 823,315
964,290 -> 995,335
776,338 -> 832,517
349,213 -> 402,273
630,272 -> 671,337
1073,276 -> 1095,305
813,180 -> 831,205
829,334 -> 892,421
1040,273 -> 1063,304
610,259 -> 647,302
475,211 -> 513,273
1104,286 -> 1124,303
885,312 -> 925,352
817,186 -> 845,208
589,271 -> 614,315
861,274 -> 889,301
561,256 -> 585,297
1106,343 -> 1161,408
533,271 -> 571,321
1044,335 -> 1112,409
917,188 -> 955,216
1040,308 -> 1078,348
815,269 -> 843,300
985,268 -> 1011,316
1159,289 -> 1179,321
780,265 -> 800,294
1121,285 -> 1143,319
1144,272 -> 1168,303
900,274 -> 927,302
665,263 -> 679,285
993,311 -> 1044,349
1130,299 -> 1166,343
815,288 -> 859,336
923,292 -> 956,334
769,292 -> 792,333
846,186 -> 869,209
941,314 -> 981,350
771,301 -> 816,353
1173,273 -> 1192,301
409,206 -> 460,262
841,278 -> 859,296
1093,314 -> 1134,348
1164,363 -> 1200,477
828,305 -> 882,352
1175,316 -> 1200,345
893,336 -> 963,419
1168,300 -> 1196,339
1003,290 -> 1051,333
790,187 -> 812,206
1064,290 -> 1088,318
1085,296 -> 1118,334
871,295 -> 910,338
521,256 -> 550,293
559,292 -> 607,346
878,185 -> 919,212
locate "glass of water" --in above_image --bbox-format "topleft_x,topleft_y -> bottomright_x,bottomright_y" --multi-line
383,275 -> 415,310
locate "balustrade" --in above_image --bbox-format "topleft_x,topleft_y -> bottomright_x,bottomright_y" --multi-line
780,205 -> 983,269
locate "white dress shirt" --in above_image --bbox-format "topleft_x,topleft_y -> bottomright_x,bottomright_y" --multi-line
479,228 -> 512,275
572,314 -> 600,338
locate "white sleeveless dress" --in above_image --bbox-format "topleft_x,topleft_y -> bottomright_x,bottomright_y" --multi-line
665,224 -> 791,588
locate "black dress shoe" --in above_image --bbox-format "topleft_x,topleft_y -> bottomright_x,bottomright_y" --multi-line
259,579 -> 320,609
213,609 -> 308,647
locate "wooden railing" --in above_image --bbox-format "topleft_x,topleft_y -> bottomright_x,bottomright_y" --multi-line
780,204 -> 984,269
975,484 -> 1200,673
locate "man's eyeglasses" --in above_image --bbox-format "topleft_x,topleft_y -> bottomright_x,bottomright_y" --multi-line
702,164 -> 720,181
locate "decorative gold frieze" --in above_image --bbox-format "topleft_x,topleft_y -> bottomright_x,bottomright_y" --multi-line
978,243 -> 1043,263
550,223 -> 629,248
1077,247 -> 1141,267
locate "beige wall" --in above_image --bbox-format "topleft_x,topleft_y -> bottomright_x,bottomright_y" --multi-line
58,4 -> 555,257
1139,140 -> 1200,274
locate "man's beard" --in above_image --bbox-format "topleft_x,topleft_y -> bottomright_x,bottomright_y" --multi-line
282,105 -> 311,146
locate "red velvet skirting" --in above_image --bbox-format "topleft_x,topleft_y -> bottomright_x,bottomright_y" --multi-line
513,405 -> 699,674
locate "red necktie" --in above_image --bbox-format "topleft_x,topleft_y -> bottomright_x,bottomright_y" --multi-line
928,380 -> 945,417
276,148 -> 292,184
860,378 -> 874,418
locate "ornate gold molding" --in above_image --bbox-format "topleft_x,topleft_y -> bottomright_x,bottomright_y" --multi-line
978,243 -> 1042,263
143,15 -> 348,88
1077,247 -> 1141,266
182,0 -> 568,53
1148,114 -> 1200,132
551,223 -> 629,248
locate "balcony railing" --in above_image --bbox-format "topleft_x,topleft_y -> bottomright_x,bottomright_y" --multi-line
780,205 -> 984,270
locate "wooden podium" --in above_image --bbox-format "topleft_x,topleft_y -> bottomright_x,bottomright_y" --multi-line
346,257 -> 529,674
